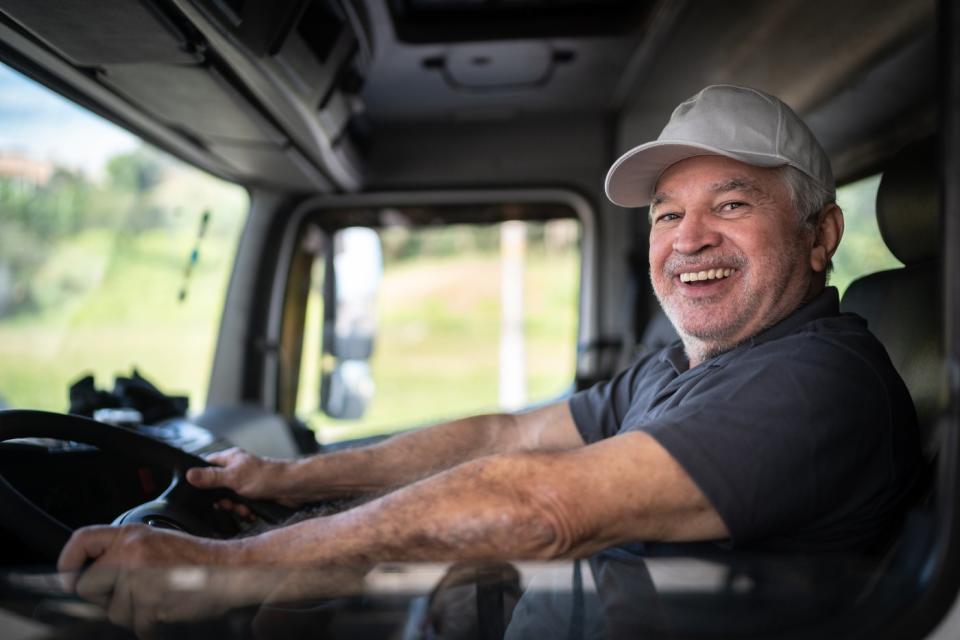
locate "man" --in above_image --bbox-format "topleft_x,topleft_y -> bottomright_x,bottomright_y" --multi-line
58,85 -> 920,626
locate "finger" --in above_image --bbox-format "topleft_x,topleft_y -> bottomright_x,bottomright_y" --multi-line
185,464 -> 231,489
204,447 -> 241,466
105,571 -> 134,629
58,526 -> 121,582
278,496 -> 300,508
76,564 -> 120,609
215,498 -> 256,521
133,585 -> 164,640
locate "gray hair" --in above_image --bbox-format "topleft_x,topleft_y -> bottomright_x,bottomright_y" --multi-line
776,165 -> 835,229
777,165 -> 837,276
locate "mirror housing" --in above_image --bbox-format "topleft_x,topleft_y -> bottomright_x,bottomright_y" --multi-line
320,227 -> 382,420
321,360 -> 375,420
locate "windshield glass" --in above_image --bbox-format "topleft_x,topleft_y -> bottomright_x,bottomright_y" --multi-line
0,64 -> 247,413
296,218 -> 581,443
0,551 -> 902,639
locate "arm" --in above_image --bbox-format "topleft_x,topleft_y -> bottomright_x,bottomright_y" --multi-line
58,431 -> 726,627
236,431 -> 727,565
188,400 -> 583,505
72,431 -> 726,572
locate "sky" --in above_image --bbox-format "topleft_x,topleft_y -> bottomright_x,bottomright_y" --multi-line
0,63 -> 138,177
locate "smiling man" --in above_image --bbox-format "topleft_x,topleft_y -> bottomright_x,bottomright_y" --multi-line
647,157 -> 836,367
58,86 -> 921,629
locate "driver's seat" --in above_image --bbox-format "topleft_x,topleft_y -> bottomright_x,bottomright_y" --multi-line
840,136 -> 944,458
838,137 -> 942,607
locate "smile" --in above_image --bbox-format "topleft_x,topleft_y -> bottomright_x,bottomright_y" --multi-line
679,268 -> 736,283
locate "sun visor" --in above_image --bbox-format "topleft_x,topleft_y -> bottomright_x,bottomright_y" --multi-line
99,64 -> 285,146
0,0 -> 198,65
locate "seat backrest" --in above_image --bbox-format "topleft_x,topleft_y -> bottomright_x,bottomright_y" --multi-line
840,137 -> 943,452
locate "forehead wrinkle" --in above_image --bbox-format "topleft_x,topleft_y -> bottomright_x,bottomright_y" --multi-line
709,177 -> 771,201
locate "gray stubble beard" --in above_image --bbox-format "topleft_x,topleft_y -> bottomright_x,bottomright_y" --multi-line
651,242 -> 809,366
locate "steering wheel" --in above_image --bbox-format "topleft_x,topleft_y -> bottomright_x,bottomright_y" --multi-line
0,409 -> 296,562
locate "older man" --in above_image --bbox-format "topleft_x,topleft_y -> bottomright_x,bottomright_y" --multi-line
59,85 -> 920,615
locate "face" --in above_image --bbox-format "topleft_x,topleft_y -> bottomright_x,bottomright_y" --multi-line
648,155 -> 821,365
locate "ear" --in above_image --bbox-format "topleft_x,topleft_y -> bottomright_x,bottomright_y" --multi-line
809,204 -> 844,273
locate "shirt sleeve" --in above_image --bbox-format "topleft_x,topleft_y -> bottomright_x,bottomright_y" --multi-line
634,334 -> 916,548
568,353 -> 657,444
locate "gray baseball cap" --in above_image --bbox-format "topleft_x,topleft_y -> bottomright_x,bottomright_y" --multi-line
604,84 -> 835,208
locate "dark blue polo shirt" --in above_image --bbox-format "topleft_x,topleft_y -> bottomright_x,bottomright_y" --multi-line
569,287 -> 921,553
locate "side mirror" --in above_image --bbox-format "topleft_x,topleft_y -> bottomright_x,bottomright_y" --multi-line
321,360 -> 374,420
320,227 -> 382,420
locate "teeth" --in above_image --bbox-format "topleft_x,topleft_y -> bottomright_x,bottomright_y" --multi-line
679,268 -> 735,283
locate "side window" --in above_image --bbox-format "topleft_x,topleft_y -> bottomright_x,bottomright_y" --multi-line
832,173 -> 901,294
296,216 -> 581,443
0,64 -> 248,412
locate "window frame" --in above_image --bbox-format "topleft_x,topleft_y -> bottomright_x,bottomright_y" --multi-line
261,189 -> 598,423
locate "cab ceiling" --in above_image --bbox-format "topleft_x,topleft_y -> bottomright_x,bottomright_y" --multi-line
0,0 -> 937,193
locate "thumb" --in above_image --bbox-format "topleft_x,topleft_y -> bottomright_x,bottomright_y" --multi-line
186,465 -> 228,488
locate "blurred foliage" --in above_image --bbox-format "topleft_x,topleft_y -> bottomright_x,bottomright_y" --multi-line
379,218 -> 576,266
107,147 -> 166,193
0,147 -> 180,317
381,224 -> 502,263
832,174 -> 902,295
0,143 -> 248,411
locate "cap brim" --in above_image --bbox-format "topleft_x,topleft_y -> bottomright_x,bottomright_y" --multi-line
604,140 -> 789,208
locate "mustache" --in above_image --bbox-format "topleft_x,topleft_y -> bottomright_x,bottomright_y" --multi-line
660,253 -> 747,276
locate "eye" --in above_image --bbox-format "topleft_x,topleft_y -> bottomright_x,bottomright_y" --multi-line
719,201 -> 747,212
654,212 -> 681,224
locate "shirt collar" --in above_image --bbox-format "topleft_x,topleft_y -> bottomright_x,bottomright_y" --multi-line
747,286 -> 840,347
657,287 -> 841,374
661,342 -> 689,374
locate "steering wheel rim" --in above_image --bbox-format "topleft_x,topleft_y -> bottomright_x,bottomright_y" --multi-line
0,409 -> 295,561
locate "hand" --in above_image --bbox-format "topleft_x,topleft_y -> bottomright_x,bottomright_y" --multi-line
57,524 -> 367,638
57,524 -> 238,637
186,448 -> 300,517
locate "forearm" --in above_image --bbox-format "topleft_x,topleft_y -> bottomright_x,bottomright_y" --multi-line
236,453 -> 572,566
280,412 -> 525,502
235,432 -> 727,566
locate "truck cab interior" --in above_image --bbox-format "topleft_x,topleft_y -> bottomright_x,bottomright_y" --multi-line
0,0 -> 958,638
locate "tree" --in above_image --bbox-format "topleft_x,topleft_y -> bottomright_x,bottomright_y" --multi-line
106,147 -> 166,194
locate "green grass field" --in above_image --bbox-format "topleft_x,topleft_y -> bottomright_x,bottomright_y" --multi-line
299,246 -> 580,442
0,160 -> 248,412
0,225 -> 240,412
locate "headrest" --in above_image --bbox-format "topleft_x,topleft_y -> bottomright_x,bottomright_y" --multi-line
875,136 -> 940,265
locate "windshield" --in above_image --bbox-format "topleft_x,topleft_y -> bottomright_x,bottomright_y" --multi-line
0,64 -> 248,413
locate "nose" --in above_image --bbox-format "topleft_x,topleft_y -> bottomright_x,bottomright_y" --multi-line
672,211 -> 722,255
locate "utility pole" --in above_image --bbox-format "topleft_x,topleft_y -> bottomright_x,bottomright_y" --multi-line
499,220 -> 527,410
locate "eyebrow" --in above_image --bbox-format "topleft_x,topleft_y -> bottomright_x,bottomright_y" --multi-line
708,177 -> 764,196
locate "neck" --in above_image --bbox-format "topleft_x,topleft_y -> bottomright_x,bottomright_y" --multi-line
680,283 -> 828,369
682,337 -> 736,370
803,278 -> 826,304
